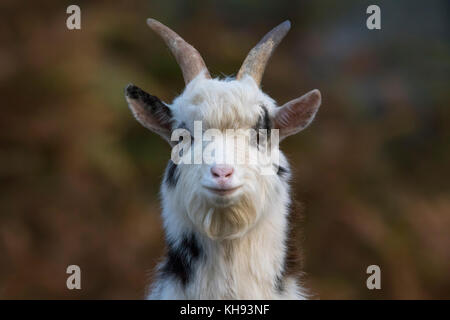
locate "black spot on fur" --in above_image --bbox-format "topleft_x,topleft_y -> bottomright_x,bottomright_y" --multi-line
275,165 -> 290,179
177,122 -> 187,130
126,84 -> 167,113
161,234 -> 202,286
125,84 -> 172,127
261,105 -> 272,131
274,273 -> 285,293
175,122 -> 193,143
272,202 -> 306,295
182,233 -> 201,259
254,105 -> 272,130
165,160 -> 179,188
254,105 -> 273,147
284,201 -> 307,294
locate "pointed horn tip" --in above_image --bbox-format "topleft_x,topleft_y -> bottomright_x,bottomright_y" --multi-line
281,20 -> 291,30
146,18 -> 168,32
146,18 -> 157,26
276,20 -> 291,37
271,20 -> 291,34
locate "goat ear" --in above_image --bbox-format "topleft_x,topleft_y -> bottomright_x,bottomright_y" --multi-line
273,89 -> 321,140
125,84 -> 173,142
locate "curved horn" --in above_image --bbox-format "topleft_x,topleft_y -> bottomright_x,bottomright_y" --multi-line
236,20 -> 291,86
147,18 -> 211,84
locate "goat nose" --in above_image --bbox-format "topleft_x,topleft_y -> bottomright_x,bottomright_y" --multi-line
211,165 -> 234,181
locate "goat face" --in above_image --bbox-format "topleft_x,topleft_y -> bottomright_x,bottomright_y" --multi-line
125,19 -> 321,240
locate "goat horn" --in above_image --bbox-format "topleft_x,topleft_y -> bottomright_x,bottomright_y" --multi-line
147,18 -> 211,85
236,20 -> 291,86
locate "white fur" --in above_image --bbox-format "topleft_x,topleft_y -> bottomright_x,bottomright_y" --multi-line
147,74 -> 308,299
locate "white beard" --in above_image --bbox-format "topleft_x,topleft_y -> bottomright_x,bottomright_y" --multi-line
186,187 -> 263,240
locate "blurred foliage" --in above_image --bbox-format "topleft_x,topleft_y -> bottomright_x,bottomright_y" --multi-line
0,0 -> 449,299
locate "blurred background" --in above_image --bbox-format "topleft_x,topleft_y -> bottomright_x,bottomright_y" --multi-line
0,0 -> 449,299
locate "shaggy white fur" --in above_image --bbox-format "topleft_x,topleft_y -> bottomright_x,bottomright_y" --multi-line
125,21 -> 321,299
140,74 -> 315,299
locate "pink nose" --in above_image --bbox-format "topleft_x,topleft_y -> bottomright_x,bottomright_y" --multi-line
211,165 -> 234,182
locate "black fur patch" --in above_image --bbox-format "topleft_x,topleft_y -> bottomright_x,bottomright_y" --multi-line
177,122 -> 187,130
273,164 -> 290,180
161,234 -> 202,286
254,105 -> 272,131
274,273 -> 285,293
261,105 -> 272,131
125,84 -> 166,112
284,201 -> 306,294
125,84 -> 172,128
276,165 -> 289,179
175,122 -> 193,143
254,105 -> 273,147
165,160 -> 179,188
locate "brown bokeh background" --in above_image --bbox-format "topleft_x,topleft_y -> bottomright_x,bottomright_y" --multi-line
1,0 -> 449,299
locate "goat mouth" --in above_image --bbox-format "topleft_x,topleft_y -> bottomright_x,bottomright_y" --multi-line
203,185 -> 242,196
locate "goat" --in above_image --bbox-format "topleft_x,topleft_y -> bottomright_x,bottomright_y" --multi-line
125,18 -> 322,299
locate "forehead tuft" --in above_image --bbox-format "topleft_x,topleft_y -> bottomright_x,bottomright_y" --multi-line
170,75 -> 275,130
